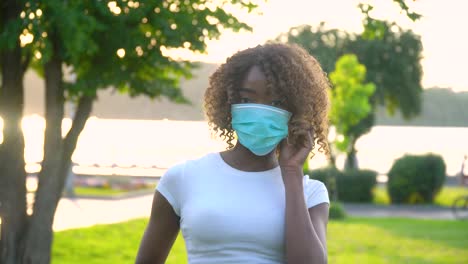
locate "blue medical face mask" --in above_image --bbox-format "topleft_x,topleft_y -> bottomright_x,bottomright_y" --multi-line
231,103 -> 292,156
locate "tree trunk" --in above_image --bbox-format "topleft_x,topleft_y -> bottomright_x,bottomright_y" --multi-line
63,165 -> 76,198
0,1 -> 28,263
327,142 -> 337,169
344,150 -> 357,170
344,138 -> 359,170
60,95 -> 94,197
19,36 -> 65,264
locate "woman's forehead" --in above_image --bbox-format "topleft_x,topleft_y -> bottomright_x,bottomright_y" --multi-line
239,66 -> 275,97
242,65 -> 266,83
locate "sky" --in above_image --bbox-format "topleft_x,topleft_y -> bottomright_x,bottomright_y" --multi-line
167,0 -> 468,92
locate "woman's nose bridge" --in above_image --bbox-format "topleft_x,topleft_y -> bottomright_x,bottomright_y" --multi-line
255,89 -> 275,105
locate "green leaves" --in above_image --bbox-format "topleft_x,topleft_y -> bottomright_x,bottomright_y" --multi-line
280,21 -> 423,120
0,12 -> 23,50
329,54 -> 375,152
66,0 -> 254,100
387,154 -> 446,204
5,0 -> 255,102
392,0 -> 422,21
349,24 -> 424,119
277,24 -> 349,74
359,1 -> 422,40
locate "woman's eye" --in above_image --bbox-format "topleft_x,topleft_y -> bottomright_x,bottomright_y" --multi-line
271,100 -> 283,107
240,98 -> 252,103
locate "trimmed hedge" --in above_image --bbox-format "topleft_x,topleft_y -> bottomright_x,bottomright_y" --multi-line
337,169 -> 377,203
307,167 -> 377,203
306,166 -> 339,201
387,154 -> 446,204
329,202 -> 347,220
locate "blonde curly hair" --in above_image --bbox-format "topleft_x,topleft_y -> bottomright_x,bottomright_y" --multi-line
204,43 -> 330,155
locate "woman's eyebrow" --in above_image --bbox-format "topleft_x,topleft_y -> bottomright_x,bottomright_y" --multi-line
239,87 -> 257,94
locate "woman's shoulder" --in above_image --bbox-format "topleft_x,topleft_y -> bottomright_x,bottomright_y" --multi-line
302,175 -> 330,208
303,175 -> 327,191
163,152 -> 219,177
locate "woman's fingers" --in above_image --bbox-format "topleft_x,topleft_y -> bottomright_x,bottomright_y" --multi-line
280,127 -> 314,165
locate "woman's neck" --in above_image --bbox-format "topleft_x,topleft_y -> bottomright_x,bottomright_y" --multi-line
220,143 -> 278,172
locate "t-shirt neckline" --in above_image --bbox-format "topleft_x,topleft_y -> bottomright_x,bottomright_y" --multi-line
214,152 -> 280,176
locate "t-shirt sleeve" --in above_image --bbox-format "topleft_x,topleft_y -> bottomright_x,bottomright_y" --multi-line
302,175 -> 330,208
156,163 -> 185,216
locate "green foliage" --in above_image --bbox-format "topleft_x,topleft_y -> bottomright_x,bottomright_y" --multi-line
0,7 -> 24,50
1,2 -> 256,260
277,23 -> 349,74
337,169 -> 377,203
280,22 -> 423,168
279,22 -> 423,119
387,154 -> 447,204
307,166 -> 341,201
5,0 -> 255,101
391,0 -> 423,21
358,3 -> 387,40
347,23 -> 423,118
358,1 -> 422,40
308,167 -> 377,203
329,202 -> 346,220
329,54 -> 375,152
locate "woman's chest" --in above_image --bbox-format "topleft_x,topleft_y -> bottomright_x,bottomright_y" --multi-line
180,176 -> 286,250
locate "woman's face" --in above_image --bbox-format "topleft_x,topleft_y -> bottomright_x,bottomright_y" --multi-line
237,65 -> 285,109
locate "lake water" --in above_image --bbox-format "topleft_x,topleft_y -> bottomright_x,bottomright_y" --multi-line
1,115 -> 467,178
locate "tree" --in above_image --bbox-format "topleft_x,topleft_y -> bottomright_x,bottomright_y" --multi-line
347,22 -> 423,118
279,22 -> 423,118
0,2 -> 29,264
329,54 -> 375,170
0,1 -> 256,263
277,23 -> 349,75
278,20 -> 423,169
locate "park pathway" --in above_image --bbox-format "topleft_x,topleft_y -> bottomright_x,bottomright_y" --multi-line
53,193 -> 456,231
53,194 -> 154,231
343,203 -> 454,220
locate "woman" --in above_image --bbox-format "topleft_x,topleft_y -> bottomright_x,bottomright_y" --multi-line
136,43 -> 330,264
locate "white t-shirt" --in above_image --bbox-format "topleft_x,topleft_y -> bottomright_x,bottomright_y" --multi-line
156,152 -> 329,264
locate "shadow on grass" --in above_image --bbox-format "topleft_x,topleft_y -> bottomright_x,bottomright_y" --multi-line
328,217 -> 468,264
348,217 -> 468,250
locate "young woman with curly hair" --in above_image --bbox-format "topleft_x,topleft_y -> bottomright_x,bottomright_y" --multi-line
136,43 -> 331,264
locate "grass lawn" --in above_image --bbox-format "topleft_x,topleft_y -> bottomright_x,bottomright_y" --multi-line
73,185 -> 156,197
373,185 -> 468,206
53,217 -> 468,264
74,187 -> 128,196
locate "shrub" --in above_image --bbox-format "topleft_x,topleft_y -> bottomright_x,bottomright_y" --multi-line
329,202 -> 346,220
387,154 -> 446,204
336,169 -> 377,202
306,166 -> 341,201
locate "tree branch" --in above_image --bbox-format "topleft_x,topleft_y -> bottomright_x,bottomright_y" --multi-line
21,51 -> 31,75
64,95 -> 94,147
